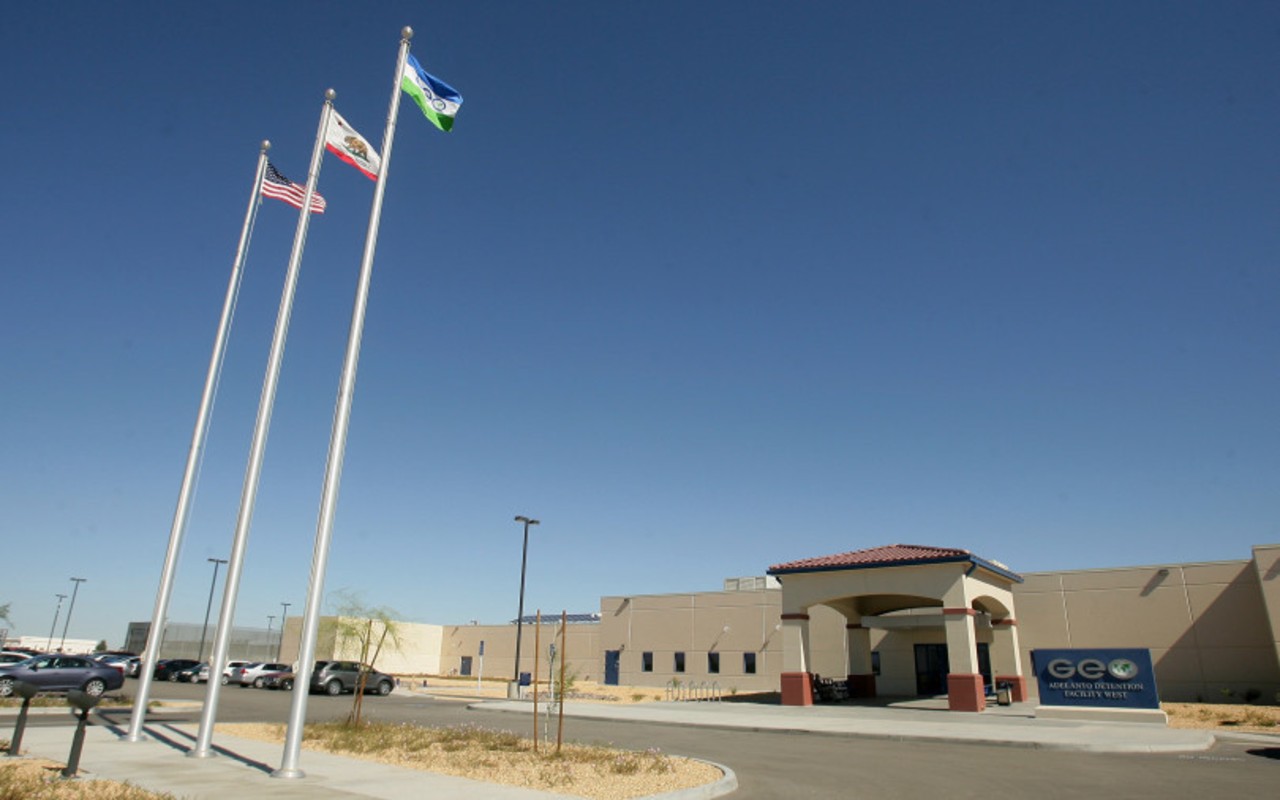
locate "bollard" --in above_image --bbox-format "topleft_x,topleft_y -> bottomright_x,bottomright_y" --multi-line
6,681 -> 40,757
61,689 -> 101,779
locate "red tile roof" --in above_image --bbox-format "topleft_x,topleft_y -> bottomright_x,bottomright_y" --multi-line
769,544 -> 992,574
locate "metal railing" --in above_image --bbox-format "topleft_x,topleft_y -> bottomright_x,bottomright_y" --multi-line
664,679 -> 721,702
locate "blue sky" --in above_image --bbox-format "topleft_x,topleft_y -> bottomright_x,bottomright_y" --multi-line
2,2 -> 1277,648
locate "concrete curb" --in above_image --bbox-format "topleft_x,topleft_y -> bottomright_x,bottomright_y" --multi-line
643,760 -> 737,800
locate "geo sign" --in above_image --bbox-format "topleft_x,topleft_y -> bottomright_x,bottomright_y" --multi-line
1031,648 -> 1160,709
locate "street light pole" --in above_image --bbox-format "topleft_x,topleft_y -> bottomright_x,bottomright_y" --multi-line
59,578 -> 87,652
278,602 -> 292,662
266,615 -> 276,661
47,594 -> 67,651
511,515 -> 539,697
197,559 -> 227,661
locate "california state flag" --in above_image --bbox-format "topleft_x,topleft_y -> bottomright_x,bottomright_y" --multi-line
325,109 -> 381,180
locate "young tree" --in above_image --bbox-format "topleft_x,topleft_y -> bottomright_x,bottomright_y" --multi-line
322,590 -> 404,726
0,601 -> 12,626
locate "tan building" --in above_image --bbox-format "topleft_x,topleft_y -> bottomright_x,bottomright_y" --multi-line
273,543 -> 1280,711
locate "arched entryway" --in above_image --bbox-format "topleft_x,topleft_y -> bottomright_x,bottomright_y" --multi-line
768,544 -> 1027,712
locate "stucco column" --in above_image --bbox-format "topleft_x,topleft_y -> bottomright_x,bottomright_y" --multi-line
943,607 -> 985,712
845,620 -> 876,698
779,613 -> 812,706
990,618 -> 1027,702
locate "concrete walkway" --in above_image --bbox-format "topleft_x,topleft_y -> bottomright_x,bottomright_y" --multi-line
2,696 -> 1245,799
7,720 -> 580,799
471,697 -> 1219,754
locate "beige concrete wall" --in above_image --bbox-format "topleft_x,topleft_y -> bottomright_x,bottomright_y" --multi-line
330,619 -> 443,675
1014,556 -> 1280,701
599,589 -> 782,692
279,616 -> 442,675
1253,545 -> 1280,684
443,620 -> 599,686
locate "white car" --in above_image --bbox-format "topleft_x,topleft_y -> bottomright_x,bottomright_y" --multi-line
233,662 -> 292,688
194,660 -> 252,684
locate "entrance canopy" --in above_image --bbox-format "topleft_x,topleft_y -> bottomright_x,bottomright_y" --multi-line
767,544 -> 1025,711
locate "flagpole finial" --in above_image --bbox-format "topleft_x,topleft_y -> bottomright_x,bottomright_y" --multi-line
261,140 -> 271,153
325,88 -> 336,102
402,26 -> 413,41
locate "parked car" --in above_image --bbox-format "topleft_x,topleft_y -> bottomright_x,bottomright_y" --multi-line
233,662 -> 291,688
123,657 -> 142,678
153,659 -> 202,682
192,660 -> 251,684
261,670 -> 294,690
0,654 -> 126,697
0,651 -> 38,665
175,662 -> 207,683
308,661 -> 395,696
93,654 -> 132,675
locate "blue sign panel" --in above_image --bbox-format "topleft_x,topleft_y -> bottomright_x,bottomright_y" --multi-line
1032,648 -> 1160,709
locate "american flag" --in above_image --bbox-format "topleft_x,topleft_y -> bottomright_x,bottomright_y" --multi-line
260,162 -> 326,214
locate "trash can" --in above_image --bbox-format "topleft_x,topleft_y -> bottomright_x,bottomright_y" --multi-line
996,681 -> 1012,706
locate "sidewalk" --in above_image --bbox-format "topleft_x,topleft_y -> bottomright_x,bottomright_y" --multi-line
468,697 -> 1220,753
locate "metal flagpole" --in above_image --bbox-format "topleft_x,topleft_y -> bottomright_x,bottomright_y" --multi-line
126,141 -> 271,743
275,27 -> 414,779
188,93 -> 335,759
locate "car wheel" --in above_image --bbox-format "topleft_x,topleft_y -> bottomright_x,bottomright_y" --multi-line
325,679 -> 342,696
254,677 -> 266,689
83,678 -> 107,697
220,675 -> 229,685
168,673 -> 179,682
376,680 -> 392,696
282,678 -> 293,691
0,677 -> 14,697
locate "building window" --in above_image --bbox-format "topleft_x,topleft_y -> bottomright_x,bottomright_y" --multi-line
871,651 -> 881,676
743,652 -> 757,674
707,652 -> 720,674
642,652 -> 653,672
674,652 -> 686,673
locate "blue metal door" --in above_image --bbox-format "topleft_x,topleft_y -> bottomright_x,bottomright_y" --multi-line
604,650 -> 621,685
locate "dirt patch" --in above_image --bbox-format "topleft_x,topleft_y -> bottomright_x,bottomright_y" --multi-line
1163,702 -> 1280,733
218,721 -> 722,800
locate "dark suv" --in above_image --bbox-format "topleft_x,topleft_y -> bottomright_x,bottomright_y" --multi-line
308,660 -> 395,696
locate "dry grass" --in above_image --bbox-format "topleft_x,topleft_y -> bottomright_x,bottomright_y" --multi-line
1164,702 -> 1280,733
219,720 -> 722,800
0,758 -> 174,800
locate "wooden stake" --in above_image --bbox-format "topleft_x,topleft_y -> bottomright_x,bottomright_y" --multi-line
557,609 -> 567,753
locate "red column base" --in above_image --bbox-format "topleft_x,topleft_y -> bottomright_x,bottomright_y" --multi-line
947,673 -> 986,712
781,672 -> 813,706
994,674 -> 1028,702
846,673 -> 876,698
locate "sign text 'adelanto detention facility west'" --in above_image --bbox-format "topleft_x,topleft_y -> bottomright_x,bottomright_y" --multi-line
1031,648 -> 1160,709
